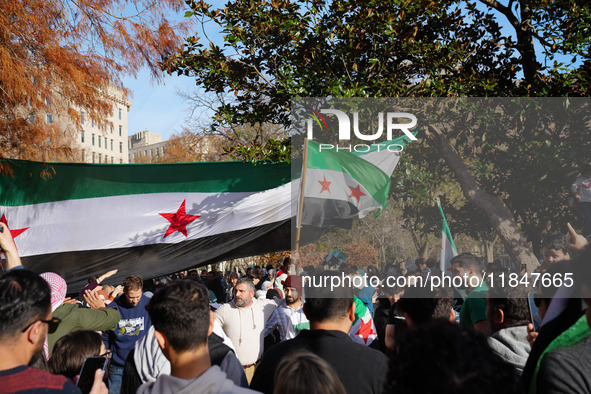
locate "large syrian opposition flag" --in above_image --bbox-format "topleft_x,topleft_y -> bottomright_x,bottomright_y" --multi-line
0,159 -> 293,292
299,135 -> 411,229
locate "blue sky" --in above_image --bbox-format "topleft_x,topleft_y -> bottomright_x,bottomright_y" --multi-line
121,4 -> 224,142
122,69 -> 193,141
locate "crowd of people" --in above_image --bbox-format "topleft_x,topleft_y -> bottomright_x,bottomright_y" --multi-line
1,213 -> 591,394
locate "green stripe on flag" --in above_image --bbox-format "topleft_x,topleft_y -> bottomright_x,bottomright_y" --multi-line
351,134 -> 413,157
438,203 -> 458,254
0,159 -> 292,206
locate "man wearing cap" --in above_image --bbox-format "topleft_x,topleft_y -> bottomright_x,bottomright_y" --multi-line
275,257 -> 292,291
264,275 -> 309,342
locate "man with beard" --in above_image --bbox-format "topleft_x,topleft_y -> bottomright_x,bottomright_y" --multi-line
0,269 -> 107,393
214,278 -> 279,383
264,275 -> 309,342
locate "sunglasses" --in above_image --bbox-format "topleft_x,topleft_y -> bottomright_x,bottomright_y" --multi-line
100,350 -> 113,358
21,317 -> 62,333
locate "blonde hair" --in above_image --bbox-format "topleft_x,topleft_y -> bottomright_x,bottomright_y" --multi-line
273,352 -> 346,394
102,284 -> 115,295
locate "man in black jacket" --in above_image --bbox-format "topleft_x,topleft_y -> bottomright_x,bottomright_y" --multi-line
250,272 -> 388,394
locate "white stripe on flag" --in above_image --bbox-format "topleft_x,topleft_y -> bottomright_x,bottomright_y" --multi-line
3,182 -> 293,256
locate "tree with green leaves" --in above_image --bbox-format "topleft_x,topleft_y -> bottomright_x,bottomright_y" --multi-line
165,0 -> 591,271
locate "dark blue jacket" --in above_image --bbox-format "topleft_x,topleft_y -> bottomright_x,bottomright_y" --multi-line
103,293 -> 151,366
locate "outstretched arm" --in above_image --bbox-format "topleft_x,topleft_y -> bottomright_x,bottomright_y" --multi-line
97,269 -> 118,284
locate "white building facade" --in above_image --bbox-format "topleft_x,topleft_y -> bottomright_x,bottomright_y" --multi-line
128,129 -> 166,163
75,90 -> 132,164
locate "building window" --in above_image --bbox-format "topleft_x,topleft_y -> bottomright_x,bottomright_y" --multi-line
110,125 -> 113,134
111,156 -> 113,164
92,134 -> 95,146
92,119 -> 95,128
118,108 -> 122,120
46,113 -> 52,124
119,142 -> 123,153
81,111 -> 85,125
98,136 -> 101,148
92,152 -> 96,163
81,150 -> 85,162
120,158 -> 123,164
81,132 -> 85,143
110,139 -> 113,151
98,153 -> 102,162
119,125 -> 122,136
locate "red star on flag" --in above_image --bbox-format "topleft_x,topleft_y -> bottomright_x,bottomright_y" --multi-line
159,200 -> 201,239
356,318 -> 376,345
348,184 -> 366,204
318,175 -> 331,194
0,214 -> 29,240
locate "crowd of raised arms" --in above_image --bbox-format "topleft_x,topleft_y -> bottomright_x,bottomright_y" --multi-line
1,217 -> 591,394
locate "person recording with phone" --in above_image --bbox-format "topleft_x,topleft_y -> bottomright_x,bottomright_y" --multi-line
0,223 -> 107,393
49,330 -> 111,386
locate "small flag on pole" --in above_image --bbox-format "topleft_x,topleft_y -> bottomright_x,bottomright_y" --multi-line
299,136 -> 411,229
437,198 -> 457,275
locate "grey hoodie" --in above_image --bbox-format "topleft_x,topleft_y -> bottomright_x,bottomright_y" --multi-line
137,366 -> 259,394
134,326 -> 247,387
487,325 -> 531,374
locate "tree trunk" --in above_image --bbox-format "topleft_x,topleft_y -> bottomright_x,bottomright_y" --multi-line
516,2 -> 539,86
479,230 -> 498,263
418,243 -> 429,260
425,125 -> 539,272
408,225 -> 428,259
484,240 -> 495,263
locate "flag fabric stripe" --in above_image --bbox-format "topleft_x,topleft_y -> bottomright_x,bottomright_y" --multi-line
304,168 -> 381,215
22,219 -> 291,292
300,137 -> 411,229
350,134 -> 408,175
0,159 -> 292,206
349,297 -> 377,346
3,184 -> 292,257
0,159 -> 293,290
438,203 -> 458,273
306,141 -> 391,207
